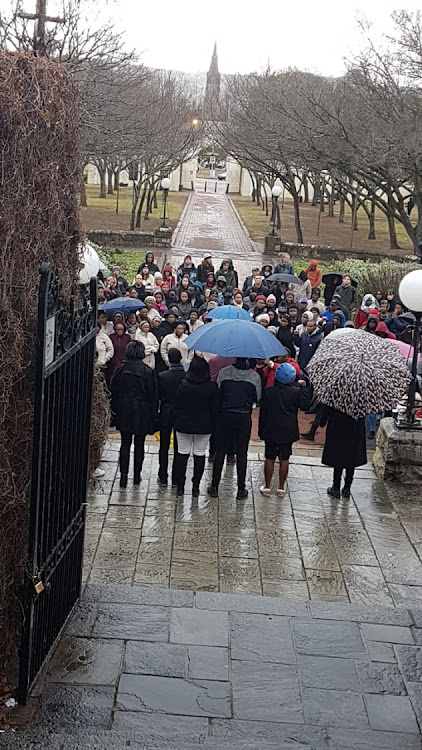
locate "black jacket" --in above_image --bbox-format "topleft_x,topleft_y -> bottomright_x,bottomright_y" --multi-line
174,380 -> 219,434
196,263 -> 215,284
320,406 -> 367,468
217,364 -> 262,415
259,381 -> 312,444
111,359 -> 158,435
158,366 -> 186,427
294,329 -> 322,371
276,326 -> 296,358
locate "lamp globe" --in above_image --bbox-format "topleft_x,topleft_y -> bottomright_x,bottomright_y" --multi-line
399,270 -> 422,313
161,177 -> 171,190
272,185 -> 282,198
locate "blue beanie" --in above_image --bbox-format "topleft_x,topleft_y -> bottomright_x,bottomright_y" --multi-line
275,362 -> 296,384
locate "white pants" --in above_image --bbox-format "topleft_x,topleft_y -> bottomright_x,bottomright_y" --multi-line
176,432 -> 211,456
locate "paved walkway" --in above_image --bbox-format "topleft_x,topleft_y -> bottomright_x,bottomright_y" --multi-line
6,185 -> 422,745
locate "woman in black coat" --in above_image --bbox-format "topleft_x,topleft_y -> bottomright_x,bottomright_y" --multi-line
111,341 -> 158,487
319,406 -> 366,499
174,356 -> 219,497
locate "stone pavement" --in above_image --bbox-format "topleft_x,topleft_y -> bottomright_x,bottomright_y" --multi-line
5,582 -> 422,749
80,442 -> 422,608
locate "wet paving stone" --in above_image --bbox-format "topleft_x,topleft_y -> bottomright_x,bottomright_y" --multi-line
389,583 -> 422,607
112,711 -> 209,743
39,684 -> 114,729
116,673 -> 231,717
355,660 -> 406,695
329,521 -> 379,567
309,601 -> 412,625
103,506 -> 145,529
302,687 -> 368,728
170,607 -> 228,646
261,556 -> 305,582
341,565 -> 393,606
170,549 -> 219,591
92,603 -> 169,640
209,718 -> 328,748
361,623 -> 414,644
65,602 -> 98,637
219,557 -> 262,594
292,619 -> 366,658
298,655 -> 359,691
89,568 -> 134,584
137,536 -> 172,565
83,583 -> 193,607
230,612 -> 296,664
306,569 -> 348,602
364,693 -> 419,733
231,660 -> 303,723
406,683 -> 422,729
123,641 -> 187,677
93,529 -> 140,569
46,636 -> 124,685
395,645 -> 422,682
173,523 -> 218,552
263,579 -> 310,599
195,591 -> 309,617
326,727 -> 422,749
133,563 -> 170,586
219,532 -> 258,559
366,640 -> 398,663
187,645 -> 230,681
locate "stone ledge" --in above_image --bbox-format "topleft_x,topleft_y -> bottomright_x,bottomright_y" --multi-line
86,227 -> 172,249
373,417 -> 422,483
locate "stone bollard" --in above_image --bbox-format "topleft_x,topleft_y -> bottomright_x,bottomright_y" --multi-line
373,417 -> 422,483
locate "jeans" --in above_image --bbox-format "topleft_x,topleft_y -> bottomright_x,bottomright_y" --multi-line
120,432 -> 145,478
158,426 -> 178,483
212,413 -> 252,490
366,414 -> 377,433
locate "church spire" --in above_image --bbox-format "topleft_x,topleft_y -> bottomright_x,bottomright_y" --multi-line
205,42 -> 221,114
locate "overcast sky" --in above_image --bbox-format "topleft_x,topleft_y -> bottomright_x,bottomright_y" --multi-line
110,0 -> 420,77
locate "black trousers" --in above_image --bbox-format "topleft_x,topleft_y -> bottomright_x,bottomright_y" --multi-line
209,431 -> 236,458
159,426 -> 179,483
212,413 -> 252,490
333,467 -> 355,489
120,432 -> 145,477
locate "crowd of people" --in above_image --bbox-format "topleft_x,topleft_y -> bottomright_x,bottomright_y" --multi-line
96,251 -> 419,500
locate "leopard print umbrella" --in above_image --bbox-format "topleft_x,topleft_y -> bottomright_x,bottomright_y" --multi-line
307,329 -> 412,420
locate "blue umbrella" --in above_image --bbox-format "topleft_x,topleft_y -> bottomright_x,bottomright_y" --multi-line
205,305 -> 251,322
99,298 -> 146,312
185,319 -> 286,358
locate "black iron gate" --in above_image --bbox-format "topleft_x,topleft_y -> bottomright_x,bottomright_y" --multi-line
18,263 -> 97,703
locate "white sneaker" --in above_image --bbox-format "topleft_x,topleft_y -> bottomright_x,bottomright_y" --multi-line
276,488 -> 286,498
259,485 -> 271,497
92,467 -> 105,479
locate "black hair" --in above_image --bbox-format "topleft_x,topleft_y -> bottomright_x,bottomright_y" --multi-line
173,320 -> 187,330
186,355 -> 210,384
299,270 -> 307,282
168,347 -> 182,364
125,340 -> 145,360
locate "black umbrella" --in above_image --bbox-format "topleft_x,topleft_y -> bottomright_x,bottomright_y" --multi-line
266,272 -> 302,286
322,272 -> 358,288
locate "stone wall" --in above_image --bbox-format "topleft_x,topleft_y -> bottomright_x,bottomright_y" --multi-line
373,417 -> 422,483
87,228 -> 172,249
277,240 -> 415,264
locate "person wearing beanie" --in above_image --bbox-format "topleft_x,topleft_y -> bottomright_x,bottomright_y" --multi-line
251,295 -> 267,320
294,310 -> 313,337
144,295 -> 162,323
177,254 -> 197,282
256,313 -> 270,327
266,293 -> 277,311
153,271 -> 164,292
157,348 -> 186,486
268,326 -> 278,336
258,363 -> 312,497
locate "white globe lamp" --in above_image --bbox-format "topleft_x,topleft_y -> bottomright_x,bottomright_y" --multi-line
272,185 -> 282,198
399,270 -> 422,313
161,177 -> 171,191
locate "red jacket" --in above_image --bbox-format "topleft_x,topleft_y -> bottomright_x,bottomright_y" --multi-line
355,307 -> 379,329
259,359 -> 301,387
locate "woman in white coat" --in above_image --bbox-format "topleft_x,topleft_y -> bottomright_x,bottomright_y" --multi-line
96,326 -> 114,367
135,320 -> 159,369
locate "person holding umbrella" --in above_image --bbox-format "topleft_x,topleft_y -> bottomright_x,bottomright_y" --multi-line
259,363 -> 312,497
208,358 -> 262,500
320,405 -> 367,499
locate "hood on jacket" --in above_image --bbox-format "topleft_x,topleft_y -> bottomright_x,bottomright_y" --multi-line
375,321 -> 396,339
361,294 -> 377,313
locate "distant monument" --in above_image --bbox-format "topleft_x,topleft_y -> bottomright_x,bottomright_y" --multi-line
204,42 -> 221,119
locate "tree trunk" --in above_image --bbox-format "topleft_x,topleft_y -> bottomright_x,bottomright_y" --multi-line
292,191 -> 304,243
107,168 -> 114,195
368,198 -> 376,240
99,164 -> 107,199
136,185 -> 148,228
328,182 -> 335,218
303,174 -> 309,203
312,175 -> 320,206
114,168 -> 120,191
353,205 -> 359,231
80,180 -> 87,207
387,193 -> 400,249
144,186 -> 154,220
320,180 -> 325,212
265,193 -> 269,216
256,176 -> 261,207
153,188 -> 158,209
130,183 -> 140,230
339,194 -> 345,223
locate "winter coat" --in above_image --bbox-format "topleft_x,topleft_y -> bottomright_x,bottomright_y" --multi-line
217,260 -> 237,288
177,262 -> 197,282
334,284 -> 357,319
292,279 -> 312,302
174,380 -> 219,434
96,330 -> 114,366
259,380 -> 313,444
274,261 -> 295,276
320,406 -> 367,468
294,328 -> 322,371
178,300 -> 192,321
375,321 -> 396,339
388,315 -> 408,337
196,263 -> 215,284
217,364 -> 262,415
158,365 -> 186,427
321,309 -> 346,327
276,326 -> 296,358
108,332 -> 132,379
138,257 -> 159,275
160,333 -> 193,367
187,319 -> 204,334
135,329 -> 159,368
111,359 -> 158,435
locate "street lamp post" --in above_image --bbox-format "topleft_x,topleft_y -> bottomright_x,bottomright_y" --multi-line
271,185 -> 282,236
398,269 -> 422,429
161,177 -> 171,228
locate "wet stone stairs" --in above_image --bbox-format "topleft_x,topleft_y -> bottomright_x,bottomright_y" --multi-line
3,583 -> 422,749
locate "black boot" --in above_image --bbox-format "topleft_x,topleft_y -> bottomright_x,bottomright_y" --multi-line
192,455 -> 205,497
133,440 -> 144,485
120,475 -> 128,489
176,454 -> 189,496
